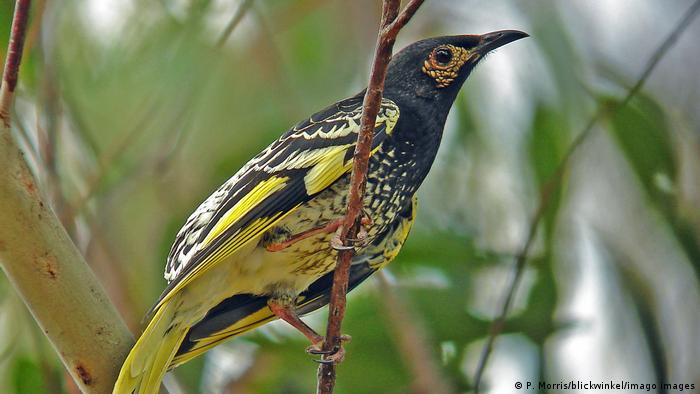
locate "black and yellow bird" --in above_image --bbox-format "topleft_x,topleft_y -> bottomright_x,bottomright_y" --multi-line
114,30 -> 527,393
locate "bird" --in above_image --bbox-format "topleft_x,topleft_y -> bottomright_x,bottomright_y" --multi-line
113,29 -> 528,393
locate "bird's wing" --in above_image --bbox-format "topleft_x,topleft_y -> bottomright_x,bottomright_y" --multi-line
170,196 -> 417,368
153,94 -> 400,313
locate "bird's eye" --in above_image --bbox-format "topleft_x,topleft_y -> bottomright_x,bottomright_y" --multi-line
422,44 -> 468,88
435,48 -> 453,65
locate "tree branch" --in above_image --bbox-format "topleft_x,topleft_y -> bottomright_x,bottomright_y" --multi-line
216,0 -> 254,48
471,1 -> 700,391
316,1 -> 424,393
0,1 -> 134,392
0,0 -> 30,125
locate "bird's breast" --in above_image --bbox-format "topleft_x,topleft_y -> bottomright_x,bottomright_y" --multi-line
254,143 -> 419,291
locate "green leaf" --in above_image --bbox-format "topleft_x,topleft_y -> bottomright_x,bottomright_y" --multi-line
607,94 -> 676,209
12,357 -> 46,394
508,257 -> 559,345
606,94 -> 700,278
597,239 -> 668,388
527,104 -> 569,243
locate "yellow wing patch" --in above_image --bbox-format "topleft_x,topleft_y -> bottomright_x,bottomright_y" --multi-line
203,176 -> 289,246
155,176 -> 295,311
303,145 -> 353,194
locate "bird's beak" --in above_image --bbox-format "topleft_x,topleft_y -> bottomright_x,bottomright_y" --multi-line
474,30 -> 529,55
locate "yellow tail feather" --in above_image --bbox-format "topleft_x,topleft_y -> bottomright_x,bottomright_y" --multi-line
113,300 -> 187,394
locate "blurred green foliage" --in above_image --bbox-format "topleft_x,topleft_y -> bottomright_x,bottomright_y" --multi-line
1,1 -> 699,393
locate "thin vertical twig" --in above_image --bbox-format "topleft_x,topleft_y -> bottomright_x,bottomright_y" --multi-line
216,0 -> 254,48
376,273 -> 452,394
37,3 -> 73,233
472,1 -> 700,392
316,1 -> 425,393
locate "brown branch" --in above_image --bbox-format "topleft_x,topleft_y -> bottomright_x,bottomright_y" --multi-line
0,1 -> 135,392
0,0 -> 30,125
471,1 -> 700,392
316,1 -> 425,393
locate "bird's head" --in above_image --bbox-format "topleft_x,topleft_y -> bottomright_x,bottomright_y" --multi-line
384,30 -> 528,108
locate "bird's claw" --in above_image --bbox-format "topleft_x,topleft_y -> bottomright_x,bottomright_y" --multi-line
307,345 -> 339,356
311,345 -> 346,364
330,217 -> 372,251
306,335 -> 351,364
330,236 -> 355,251
314,350 -> 345,364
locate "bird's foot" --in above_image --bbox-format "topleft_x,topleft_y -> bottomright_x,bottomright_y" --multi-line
268,299 -> 351,364
265,213 -> 372,252
330,214 -> 373,251
306,335 -> 352,364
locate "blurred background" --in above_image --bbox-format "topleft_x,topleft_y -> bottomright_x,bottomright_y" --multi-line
0,0 -> 699,393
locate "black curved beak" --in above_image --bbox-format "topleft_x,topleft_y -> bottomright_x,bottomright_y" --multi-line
475,30 -> 529,54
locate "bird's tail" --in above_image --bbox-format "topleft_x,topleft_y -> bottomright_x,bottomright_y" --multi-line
113,299 -> 187,394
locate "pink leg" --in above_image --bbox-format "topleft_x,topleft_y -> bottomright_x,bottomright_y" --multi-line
266,214 -> 373,252
268,299 -> 324,344
267,299 -> 351,363
266,219 -> 344,252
